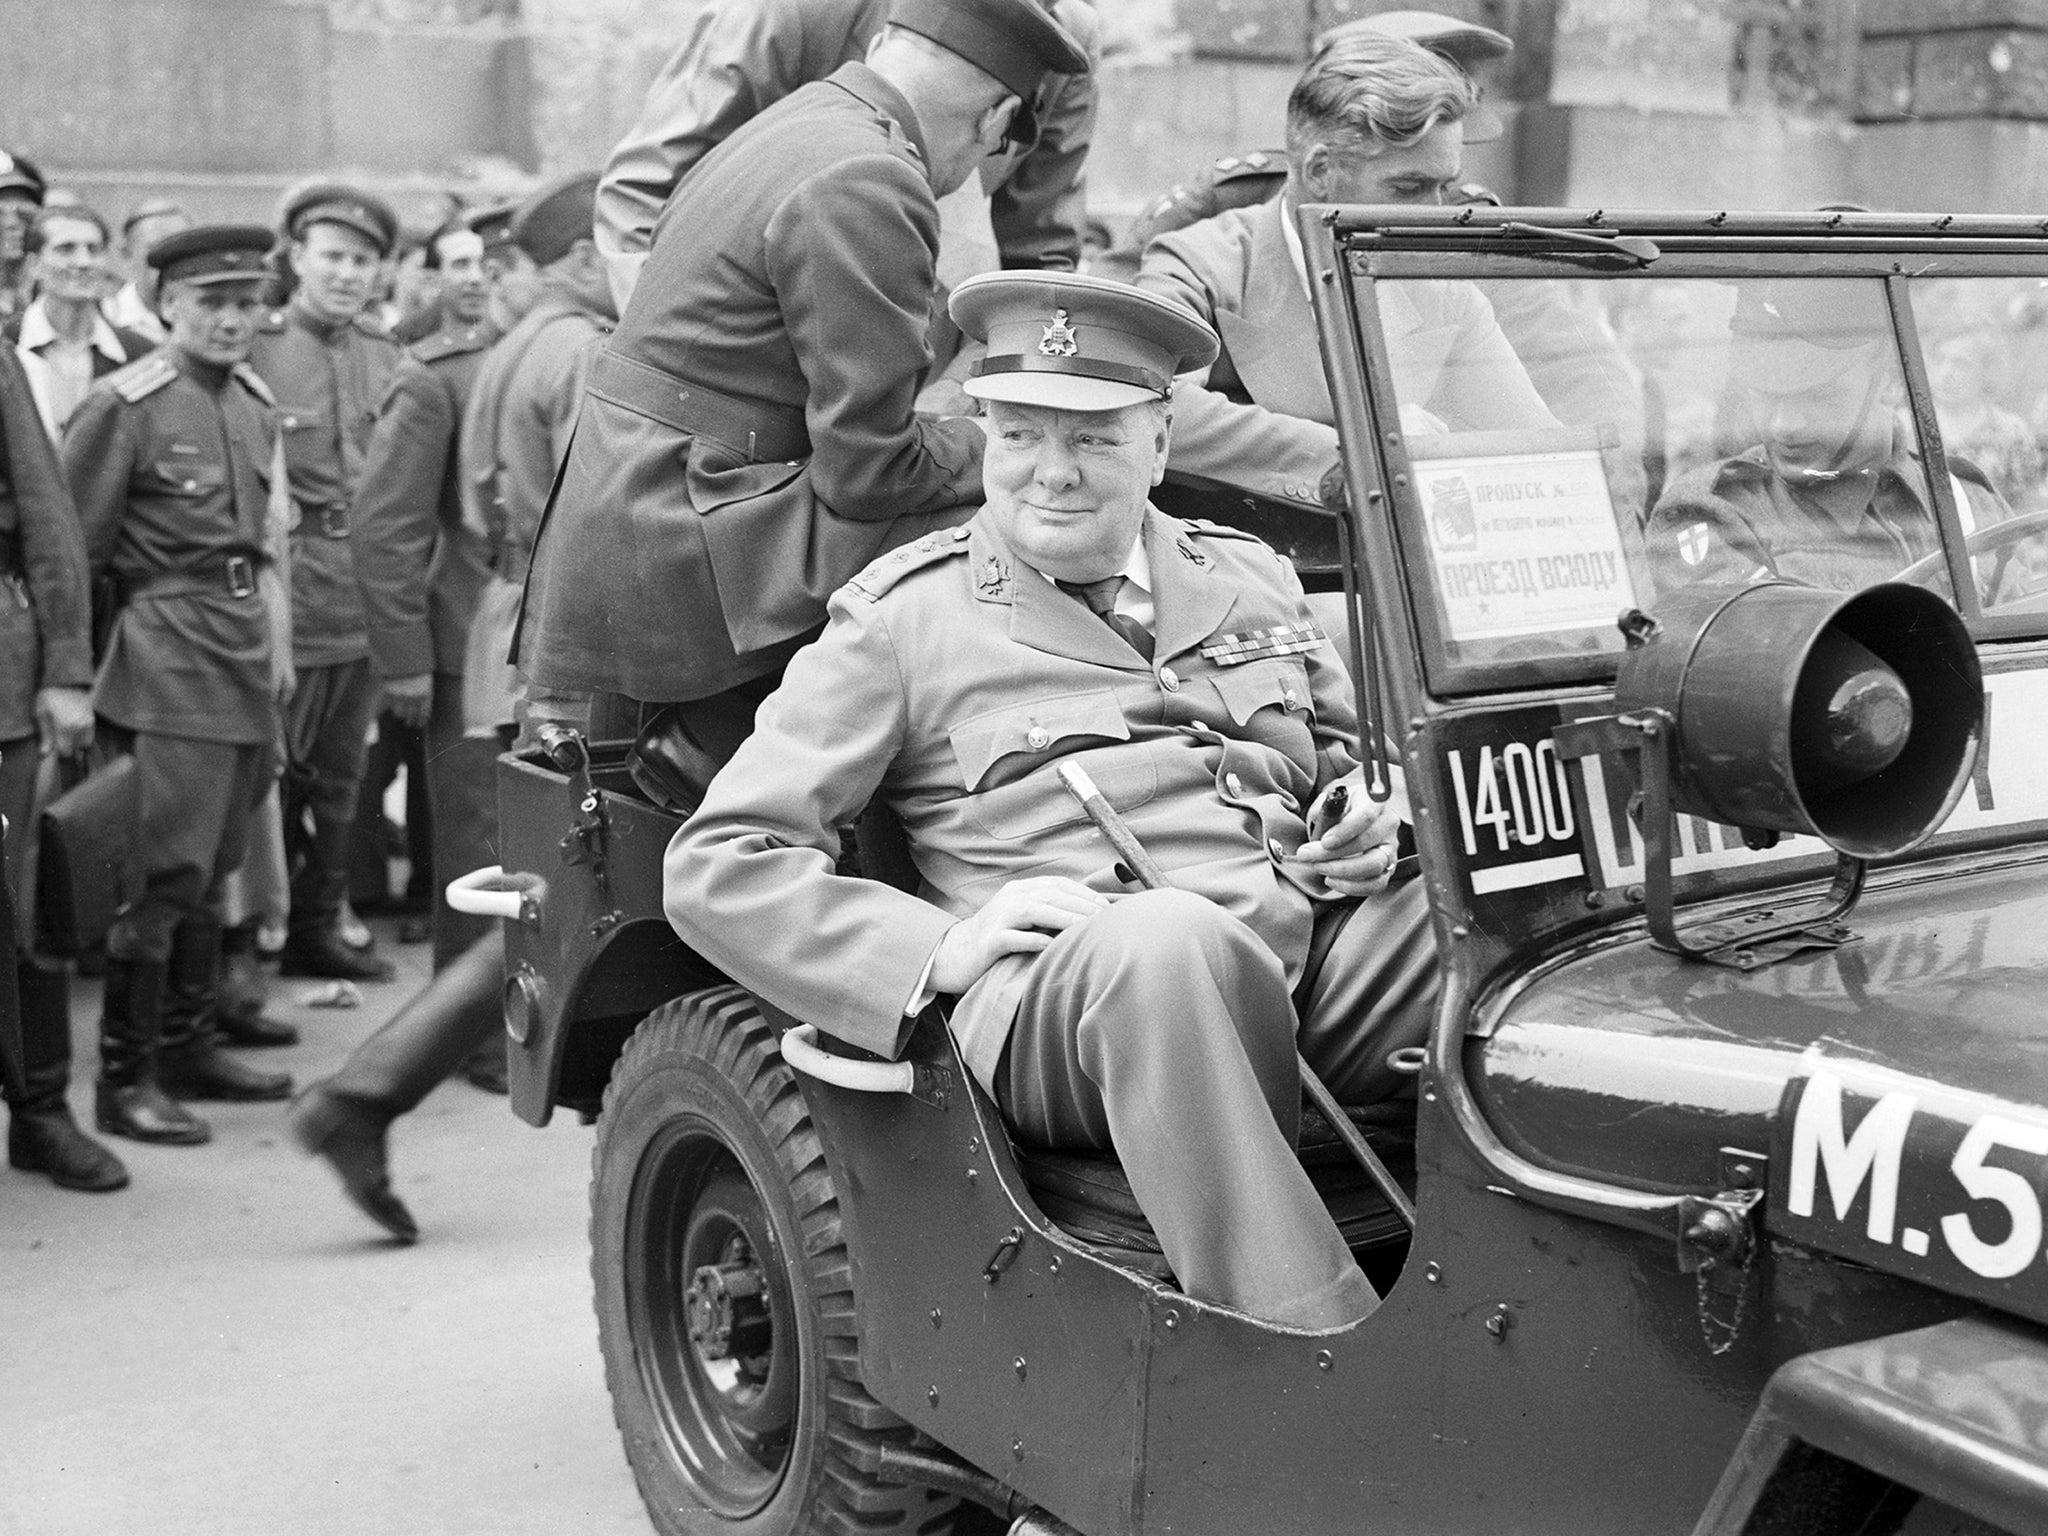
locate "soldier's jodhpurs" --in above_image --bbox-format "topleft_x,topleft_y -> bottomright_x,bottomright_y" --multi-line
995,880 -> 1437,1330
106,732 -> 274,964
325,929 -> 504,1113
282,656 -> 380,939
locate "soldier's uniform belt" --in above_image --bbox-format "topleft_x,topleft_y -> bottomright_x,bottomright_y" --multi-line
127,555 -> 262,601
586,349 -> 810,464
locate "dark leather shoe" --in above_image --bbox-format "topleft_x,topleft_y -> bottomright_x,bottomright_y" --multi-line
158,1042 -> 293,1102
96,1080 -> 211,1145
9,1108 -> 131,1191
280,929 -> 396,983
216,1007 -> 300,1048
289,1083 -> 418,1242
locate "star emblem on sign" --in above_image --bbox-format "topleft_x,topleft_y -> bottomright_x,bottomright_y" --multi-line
1039,308 -> 1079,358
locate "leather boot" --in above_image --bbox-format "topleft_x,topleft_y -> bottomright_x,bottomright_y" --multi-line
288,1082 -> 417,1242
284,818 -> 394,982
96,956 -> 211,1144
217,918 -> 298,1047
6,961 -> 129,1191
156,921 -> 293,1102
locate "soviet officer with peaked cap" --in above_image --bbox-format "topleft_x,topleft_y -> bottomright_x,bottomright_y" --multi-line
667,271 -> 1438,1330
63,224 -> 301,1145
517,0 -> 1089,756
1646,278 -> 2012,595
249,182 -> 405,983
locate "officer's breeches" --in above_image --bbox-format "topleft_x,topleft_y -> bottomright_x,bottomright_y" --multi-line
283,656 -> 379,930
109,734 -> 273,963
995,887 -> 1388,1330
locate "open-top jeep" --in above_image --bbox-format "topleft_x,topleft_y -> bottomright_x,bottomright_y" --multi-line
460,206 -> 2048,1535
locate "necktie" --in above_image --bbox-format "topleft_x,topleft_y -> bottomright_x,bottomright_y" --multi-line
1058,575 -> 1154,661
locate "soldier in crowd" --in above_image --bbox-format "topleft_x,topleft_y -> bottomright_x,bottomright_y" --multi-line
470,200 -> 544,336
666,272 -> 1434,1328
9,204 -> 154,442
519,0 -> 1087,760
104,198 -> 190,343
0,150 -> 44,327
458,172 -> 614,747
63,225 -> 297,1146
595,0 -> 1099,313
248,184 -> 403,984
0,331 -> 127,1191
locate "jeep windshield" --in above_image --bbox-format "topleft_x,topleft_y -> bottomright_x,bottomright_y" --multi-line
1320,221 -> 2048,695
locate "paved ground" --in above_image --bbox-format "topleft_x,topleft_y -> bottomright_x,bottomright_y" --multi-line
1,928 -> 652,1536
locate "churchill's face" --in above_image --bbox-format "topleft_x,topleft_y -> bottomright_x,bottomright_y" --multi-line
981,398 -> 1170,582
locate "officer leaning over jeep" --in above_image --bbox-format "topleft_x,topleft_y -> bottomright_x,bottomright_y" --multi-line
62,225 -> 298,1147
666,274 -> 1437,1329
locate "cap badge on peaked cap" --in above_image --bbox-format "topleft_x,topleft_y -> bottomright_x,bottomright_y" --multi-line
1039,309 -> 1079,358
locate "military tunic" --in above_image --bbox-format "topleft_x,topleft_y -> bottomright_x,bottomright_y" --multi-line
1645,446 -> 2008,596
351,319 -> 499,966
519,61 -> 986,705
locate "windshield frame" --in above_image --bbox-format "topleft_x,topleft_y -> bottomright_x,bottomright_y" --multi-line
1313,228 -> 2048,700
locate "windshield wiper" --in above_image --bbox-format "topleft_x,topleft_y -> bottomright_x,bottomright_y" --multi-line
1497,220 -> 1661,265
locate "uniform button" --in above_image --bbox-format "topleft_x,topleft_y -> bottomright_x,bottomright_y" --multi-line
183,479 -> 197,491
952,527 -> 971,541
1282,687 -> 1300,707
1158,666 -> 1180,692
1268,838 -> 1287,860
283,415 -> 298,429
1226,772 -> 1245,797
1026,726 -> 1051,751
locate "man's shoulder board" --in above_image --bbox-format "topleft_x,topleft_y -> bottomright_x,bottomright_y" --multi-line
258,309 -> 288,334
230,362 -> 277,406
107,352 -> 179,404
410,327 -> 489,365
1183,517 -> 1266,545
845,525 -> 973,602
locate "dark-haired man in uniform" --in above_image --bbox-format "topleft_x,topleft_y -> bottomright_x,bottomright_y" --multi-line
64,225 -> 298,1145
1646,280 -> 2012,595
519,0 -> 1090,752
668,272 -> 1436,1329
250,184 -> 403,983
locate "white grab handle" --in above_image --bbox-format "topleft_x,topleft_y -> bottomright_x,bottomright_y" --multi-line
445,865 -> 526,920
778,1024 -> 916,1094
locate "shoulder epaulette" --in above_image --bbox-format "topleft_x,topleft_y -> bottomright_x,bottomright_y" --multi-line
1184,517 -> 1264,544
107,352 -> 179,404
409,325 -> 491,365
1710,449 -> 1771,487
352,311 -> 395,342
1210,150 -> 1284,186
258,309 -> 288,334
845,525 -> 973,601
231,363 -> 277,406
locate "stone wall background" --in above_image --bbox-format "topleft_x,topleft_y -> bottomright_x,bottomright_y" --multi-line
9,0 -> 2048,237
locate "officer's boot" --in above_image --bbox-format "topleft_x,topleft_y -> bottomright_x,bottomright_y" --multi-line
289,931 -> 505,1242
282,823 -> 395,983
217,917 -> 298,1048
95,955 -> 211,1145
155,919 -> 293,1102
6,960 -> 130,1190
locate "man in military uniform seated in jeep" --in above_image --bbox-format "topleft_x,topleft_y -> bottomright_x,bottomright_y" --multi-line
1646,279 -> 2011,595
667,273 -> 1436,1330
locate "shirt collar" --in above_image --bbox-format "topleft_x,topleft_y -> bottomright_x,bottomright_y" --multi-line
1031,534 -> 1152,592
20,296 -> 126,362
1277,192 -> 1310,299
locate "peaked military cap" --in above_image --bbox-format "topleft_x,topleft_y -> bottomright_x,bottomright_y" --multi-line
509,171 -> 599,267
0,148 -> 45,204
1316,9 -> 1514,143
122,197 -> 186,239
1731,279 -> 1895,393
951,270 -> 1218,413
148,223 -> 278,288
281,181 -> 399,256
888,0 -> 1090,148
466,198 -> 522,260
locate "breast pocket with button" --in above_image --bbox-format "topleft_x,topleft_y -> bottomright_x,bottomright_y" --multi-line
152,458 -> 227,497
949,689 -> 1157,840
1207,658 -> 1317,769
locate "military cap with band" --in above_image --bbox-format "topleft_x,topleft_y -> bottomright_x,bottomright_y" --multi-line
887,0 -> 1091,149
1317,9 -> 1514,144
0,148 -> 46,204
950,270 -> 1218,413
509,171 -> 599,267
280,181 -> 399,256
466,198 -> 522,260
148,224 -> 278,288
1730,279 -> 1894,393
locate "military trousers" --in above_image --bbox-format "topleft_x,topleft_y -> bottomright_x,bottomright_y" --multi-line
106,732 -> 275,964
1,735 -> 38,945
426,670 -> 500,969
282,656 -> 379,936
995,880 -> 1436,1329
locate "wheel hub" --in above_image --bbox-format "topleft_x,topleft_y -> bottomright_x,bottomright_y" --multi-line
686,1241 -> 772,1363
